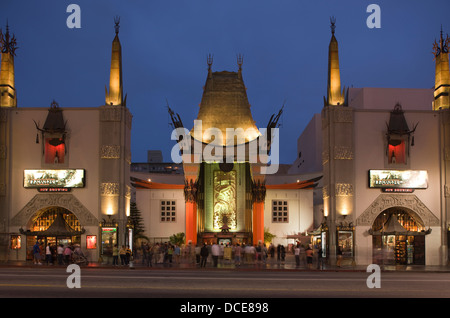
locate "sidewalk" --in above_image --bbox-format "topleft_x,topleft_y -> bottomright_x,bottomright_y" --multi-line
2,254 -> 450,272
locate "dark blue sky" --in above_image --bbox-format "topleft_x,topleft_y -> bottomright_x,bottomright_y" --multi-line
1,0 -> 449,164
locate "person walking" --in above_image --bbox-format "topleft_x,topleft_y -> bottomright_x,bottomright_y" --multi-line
337,245 -> 343,267
119,245 -> 127,265
45,243 -> 53,265
64,245 -> 72,264
200,243 -> 209,268
306,245 -> 314,269
211,242 -> 220,267
317,246 -> 323,270
234,243 -> 242,266
33,241 -> 42,265
57,244 -> 64,265
280,245 -> 286,263
112,244 -> 119,266
294,243 -> 301,267
125,245 -> 132,265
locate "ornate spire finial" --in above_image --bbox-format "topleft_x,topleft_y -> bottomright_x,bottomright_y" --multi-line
207,53 -> 213,70
432,26 -> 449,58
114,16 -> 120,35
0,21 -> 18,56
330,16 -> 336,35
237,53 -> 243,70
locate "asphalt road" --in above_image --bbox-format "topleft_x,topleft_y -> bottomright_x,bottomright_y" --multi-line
0,266 -> 449,300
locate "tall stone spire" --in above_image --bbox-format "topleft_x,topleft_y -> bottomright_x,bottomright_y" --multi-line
432,27 -> 450,110
105,16 -> 125,106
325,17 -> 346,106
0,22 -> 17,107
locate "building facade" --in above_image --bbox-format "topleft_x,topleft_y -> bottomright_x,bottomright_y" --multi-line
314,22 -> 450,266
0,21 -> 132,262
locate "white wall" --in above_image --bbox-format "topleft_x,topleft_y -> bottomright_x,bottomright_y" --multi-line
264,189 -> 313,246
136,188 -> 185,241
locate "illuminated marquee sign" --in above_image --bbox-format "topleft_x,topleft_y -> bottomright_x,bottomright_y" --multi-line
24,169 -> 85,188
369,170 -> 428,189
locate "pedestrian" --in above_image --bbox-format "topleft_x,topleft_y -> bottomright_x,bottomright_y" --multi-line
45,243 -> 53,265
261,243 -> 268,264
269,243 -> 275,258
234,243 -> 242,266
64,245 -> 72,264
167,244 -> 174,264
306,245 -> 314,269
276,244 -> 281,261
33,241 -> 42,265
280,245 -> 286,263
112,244 -> 119,266
211,242 -> 220,267
200,243 -> 209,267
141,242 -> 148,265
337,245 -> 343,267
195,244 -> 201,265
125,245 -> 132,265
57,244 -> 64,265
174,244 -> 181,264
147,244 -> 154,267
294,243 -> 300,267
119,245 -> 127,265
317,247 -> 323,270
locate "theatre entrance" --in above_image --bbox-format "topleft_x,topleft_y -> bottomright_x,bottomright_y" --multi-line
370,207 -> 428,265
20,206 -> 84,260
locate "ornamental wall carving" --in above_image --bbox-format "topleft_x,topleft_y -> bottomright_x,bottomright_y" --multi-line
356,194 -> 440,227
334,146 -> 353,160
333,109 -> 353,123
10,194 -> 98,227
100,182 -> 120,196
0,108 -> 8,122
101,145 -> 120,159
335,183 -> 354,196
100,107 -> 122,122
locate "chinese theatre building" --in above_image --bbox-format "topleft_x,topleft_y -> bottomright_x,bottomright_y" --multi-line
316,20 -> 448,266
0,20 -> 132,262
134,56 -> 320,247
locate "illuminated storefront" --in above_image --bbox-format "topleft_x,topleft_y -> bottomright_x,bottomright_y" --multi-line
19,208 -> 85,260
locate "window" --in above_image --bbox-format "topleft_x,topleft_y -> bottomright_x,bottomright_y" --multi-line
44,137 -> 65,164
272,200 -> 288,223
161,200 -> 176,222
388,139 -> 406,164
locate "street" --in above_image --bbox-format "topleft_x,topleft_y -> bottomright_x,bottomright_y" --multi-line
0,266 -> 449,299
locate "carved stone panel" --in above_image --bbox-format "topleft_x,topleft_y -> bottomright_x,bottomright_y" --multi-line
335,183 -> 354,196
334,146 -> 353,160
100,107 -> 122,122
100,183 -> 119,196
356,194 -> 440,226
101,145 -> 120,159
10,194 -> 98,227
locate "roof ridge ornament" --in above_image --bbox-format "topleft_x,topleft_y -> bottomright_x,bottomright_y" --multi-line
0,21 -> 18,56
330,16 -> 336,35
432,26 -> 449,58
114,16 -> 120,35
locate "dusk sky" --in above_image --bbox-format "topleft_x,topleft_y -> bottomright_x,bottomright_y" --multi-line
1,0 -> 449,164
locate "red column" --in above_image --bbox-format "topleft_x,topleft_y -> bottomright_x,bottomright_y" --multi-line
185,201 -> 197,245
252,201 -> 264,245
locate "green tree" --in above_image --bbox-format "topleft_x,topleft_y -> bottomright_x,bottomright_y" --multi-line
264,227 -> 276,245
169,232 -> 185,246
129,201 -> 148,245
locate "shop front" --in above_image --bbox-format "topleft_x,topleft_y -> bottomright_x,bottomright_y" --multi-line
19,207 -> 85,260
369,208 -> 429,265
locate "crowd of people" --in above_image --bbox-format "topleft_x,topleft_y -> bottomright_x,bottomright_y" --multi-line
32,241 -> 87,266
123,241 -> 325,269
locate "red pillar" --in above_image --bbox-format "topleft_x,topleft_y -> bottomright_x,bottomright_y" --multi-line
185,201 -> 197,245
252,201 -> 264,244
